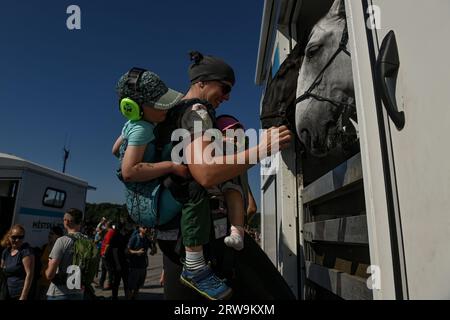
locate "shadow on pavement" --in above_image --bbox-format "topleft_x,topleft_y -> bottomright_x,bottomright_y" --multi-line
136,292 -> 164,300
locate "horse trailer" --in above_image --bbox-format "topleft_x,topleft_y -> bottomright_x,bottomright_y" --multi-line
257,0 -> 450,299
0,153 -> 92,248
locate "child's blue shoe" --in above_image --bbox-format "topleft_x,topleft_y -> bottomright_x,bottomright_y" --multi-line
180,264 -> 232,300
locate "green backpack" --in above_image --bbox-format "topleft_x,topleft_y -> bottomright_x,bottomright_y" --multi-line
68,234 -> 100,291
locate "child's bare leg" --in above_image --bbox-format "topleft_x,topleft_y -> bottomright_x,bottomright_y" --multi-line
224,189 -> 245,250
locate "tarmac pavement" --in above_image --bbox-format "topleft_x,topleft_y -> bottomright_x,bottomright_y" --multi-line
93,248 -> 164,300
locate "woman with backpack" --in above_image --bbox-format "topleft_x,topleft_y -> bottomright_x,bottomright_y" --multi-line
0,224 -> 35,300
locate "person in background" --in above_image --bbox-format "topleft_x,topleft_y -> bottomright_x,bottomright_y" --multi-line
96,217 -> 108,233
108,223 -> 129,300
127,225 -> 150,300
35,226 -> 63,299
100,221 -> 116,290
45,208 -> 86,300
94,228 -> 108,289
0,224 -> 35,300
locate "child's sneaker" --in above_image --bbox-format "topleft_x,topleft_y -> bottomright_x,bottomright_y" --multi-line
180,264 -> 232,300
224,233 -> 244,251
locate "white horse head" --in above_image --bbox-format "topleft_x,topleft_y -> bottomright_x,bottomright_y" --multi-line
295,0 -> 357,158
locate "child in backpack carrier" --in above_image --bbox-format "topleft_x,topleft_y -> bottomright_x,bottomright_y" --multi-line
112,68 -> 189,228
113,69 -> 233,300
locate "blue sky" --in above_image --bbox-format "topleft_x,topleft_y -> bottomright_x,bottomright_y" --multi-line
0,0 -> 265,206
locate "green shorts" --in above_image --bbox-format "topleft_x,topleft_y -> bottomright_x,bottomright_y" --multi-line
180,197 -> 211,247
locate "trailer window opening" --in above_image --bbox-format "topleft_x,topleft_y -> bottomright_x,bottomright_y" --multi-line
42,188 -> 66,208
0,180 -> 19,198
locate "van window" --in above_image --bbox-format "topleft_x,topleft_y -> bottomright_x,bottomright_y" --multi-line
42,188 -> 66,208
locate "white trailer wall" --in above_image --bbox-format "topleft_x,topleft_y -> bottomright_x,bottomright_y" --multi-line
259,8 -> 301,297
14,170 -> 87,247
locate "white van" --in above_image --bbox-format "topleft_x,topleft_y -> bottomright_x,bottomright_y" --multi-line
256,0 -> 450,299
0,153 -> 93,248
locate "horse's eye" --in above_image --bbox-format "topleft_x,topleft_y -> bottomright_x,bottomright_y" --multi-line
306,45 -> 321,58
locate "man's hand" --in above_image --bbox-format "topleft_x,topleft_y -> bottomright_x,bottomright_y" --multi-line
258,125 -> 292,159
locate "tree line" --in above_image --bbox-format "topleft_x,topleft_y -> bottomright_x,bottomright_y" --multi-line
84,202 -> 131,230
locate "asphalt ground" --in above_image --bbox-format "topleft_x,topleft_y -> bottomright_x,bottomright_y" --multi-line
93,249 -> 164,300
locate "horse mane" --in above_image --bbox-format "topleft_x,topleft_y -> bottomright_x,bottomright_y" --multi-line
260,43 -> 304,128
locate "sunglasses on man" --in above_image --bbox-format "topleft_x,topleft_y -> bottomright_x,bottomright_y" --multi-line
11,235 -> 24,241
216,81 -> 232,95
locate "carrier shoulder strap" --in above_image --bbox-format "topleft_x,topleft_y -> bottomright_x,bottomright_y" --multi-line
154,98 -> 216,149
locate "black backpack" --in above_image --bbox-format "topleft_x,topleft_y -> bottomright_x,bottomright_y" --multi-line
33,246 -> 43,279
153,98 -> 217,206
153,98 -> 217,151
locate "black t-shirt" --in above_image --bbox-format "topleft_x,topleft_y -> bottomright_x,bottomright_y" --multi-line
1,243 -> 33,298
109,232 -> 128,266
127,233 -> 149,269
179,103 -> 214,133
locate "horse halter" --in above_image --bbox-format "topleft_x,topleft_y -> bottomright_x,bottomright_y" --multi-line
295,21 -> 354,111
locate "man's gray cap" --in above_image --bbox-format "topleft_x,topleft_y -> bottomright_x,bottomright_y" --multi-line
188,51 -> 235,86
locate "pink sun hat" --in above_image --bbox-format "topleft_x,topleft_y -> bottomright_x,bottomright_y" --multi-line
216,114 -> 245,132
